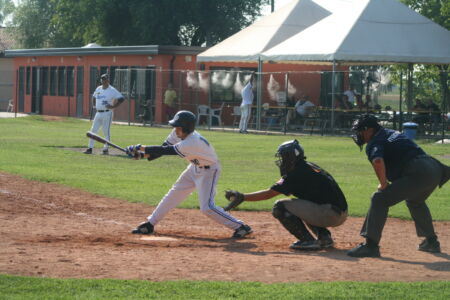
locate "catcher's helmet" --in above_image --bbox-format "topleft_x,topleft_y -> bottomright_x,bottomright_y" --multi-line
275,139 -> 305,176
169,110 -> 196,134
351,114 -> 381,149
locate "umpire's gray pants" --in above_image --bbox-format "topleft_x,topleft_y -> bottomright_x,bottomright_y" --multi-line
361,155 -> 442,244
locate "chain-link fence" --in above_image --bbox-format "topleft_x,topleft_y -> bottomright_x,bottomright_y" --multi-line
108,67 -> 449,138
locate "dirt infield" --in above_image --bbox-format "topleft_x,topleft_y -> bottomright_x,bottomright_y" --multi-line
1,172 -> 449,283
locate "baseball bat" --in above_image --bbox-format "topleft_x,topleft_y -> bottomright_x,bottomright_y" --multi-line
86,131 -> 127,153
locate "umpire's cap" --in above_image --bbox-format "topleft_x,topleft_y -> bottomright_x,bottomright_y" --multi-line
352,114 -> 381,131
169,110 -> 196,134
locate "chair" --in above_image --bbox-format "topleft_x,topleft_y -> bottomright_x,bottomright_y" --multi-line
196,105 -> 210,125
210,102 -> 224,127
7,99 -> 14,112
303,107 -> 328,136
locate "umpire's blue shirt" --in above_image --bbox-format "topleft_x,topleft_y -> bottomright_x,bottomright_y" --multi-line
366,128 -> 425,181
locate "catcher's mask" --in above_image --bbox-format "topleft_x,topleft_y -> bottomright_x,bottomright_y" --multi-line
275,139 -> 305,176
169,110 -> 196,134
351,114 -> 381,150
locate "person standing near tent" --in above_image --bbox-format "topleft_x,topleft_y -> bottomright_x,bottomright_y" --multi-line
239,73 -> 255,134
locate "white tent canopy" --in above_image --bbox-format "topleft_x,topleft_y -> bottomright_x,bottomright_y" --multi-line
198,0 -> 450,65
197,0 -> 332,62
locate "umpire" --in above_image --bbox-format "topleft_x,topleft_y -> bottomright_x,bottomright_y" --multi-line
347,114 -> 450,258
225,140 -> 348,250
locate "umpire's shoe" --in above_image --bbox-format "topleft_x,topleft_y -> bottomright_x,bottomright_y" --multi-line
131,221 -> 154,234
232,224 -> 252,238
418,238 -> 441,253
347,243 -> 380,258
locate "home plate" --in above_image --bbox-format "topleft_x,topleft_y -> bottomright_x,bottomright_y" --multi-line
140,236 -> 178,241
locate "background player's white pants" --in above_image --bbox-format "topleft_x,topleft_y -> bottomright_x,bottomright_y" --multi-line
88,111 -> 113,149
148,164 -> 243,230
239,104 -> 251,132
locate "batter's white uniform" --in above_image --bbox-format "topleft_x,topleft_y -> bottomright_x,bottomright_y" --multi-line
147,129 -> 244,230
88,85 -> 124,150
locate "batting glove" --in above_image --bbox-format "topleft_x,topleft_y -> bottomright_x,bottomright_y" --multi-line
126,144 -> 141,157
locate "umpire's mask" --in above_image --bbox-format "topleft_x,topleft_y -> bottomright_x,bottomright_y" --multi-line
351,114 -> 381,151
275,140 -> 305,176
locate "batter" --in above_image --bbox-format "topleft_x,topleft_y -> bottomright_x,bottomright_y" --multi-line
128,110 -> 252,238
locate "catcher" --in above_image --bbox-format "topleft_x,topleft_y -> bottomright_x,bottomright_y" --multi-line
224,139 -> 348,250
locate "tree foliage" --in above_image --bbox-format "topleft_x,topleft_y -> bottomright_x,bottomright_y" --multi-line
386,0 -> 450,110
10,0 -> 268,48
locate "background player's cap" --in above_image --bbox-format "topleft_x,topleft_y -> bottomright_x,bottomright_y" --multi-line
100,74 -> 109,81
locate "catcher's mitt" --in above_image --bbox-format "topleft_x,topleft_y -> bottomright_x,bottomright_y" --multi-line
224,190 -> 245,211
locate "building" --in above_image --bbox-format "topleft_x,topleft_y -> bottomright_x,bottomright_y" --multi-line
5,44 -> 205,123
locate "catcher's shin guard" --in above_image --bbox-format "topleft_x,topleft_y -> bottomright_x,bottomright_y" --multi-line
272,201 -> 314,242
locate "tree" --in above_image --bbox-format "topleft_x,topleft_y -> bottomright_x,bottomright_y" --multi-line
0,0 -> 14,25
398,0 -> 449,111
9,0 -> 56,48
10,0 -> 268,48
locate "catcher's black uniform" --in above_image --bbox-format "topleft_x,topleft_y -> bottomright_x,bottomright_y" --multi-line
271,159 -> 348,250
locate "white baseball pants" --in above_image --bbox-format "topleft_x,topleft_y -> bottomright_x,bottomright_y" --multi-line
88,110 -> 113,149
148,164 -> 243,230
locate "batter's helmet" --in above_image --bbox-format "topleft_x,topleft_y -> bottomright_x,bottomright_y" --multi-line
275,139 -> 305,176
169,110 -> 196,134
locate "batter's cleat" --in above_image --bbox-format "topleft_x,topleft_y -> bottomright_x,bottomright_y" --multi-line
232,224 -> 252,238
347,243 -> 380,258
83,148 -> 93,154
418,238 -> 441,253
102,149 -> 109,155
131,221 -> 154,234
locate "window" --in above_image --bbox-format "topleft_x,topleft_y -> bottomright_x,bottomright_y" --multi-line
100,66 -> 109,77
67,66 -> 74,97
42,67 -> 49,95
58,66 -> 66,96
89,66 -> 98,94
50,67 -> 57,96
26,67 -> 30,95
76,66 -> 84,94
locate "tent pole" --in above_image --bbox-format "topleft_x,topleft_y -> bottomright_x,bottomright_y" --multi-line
331,60 -> 336,132
257,57 -> 263,131
284,72 -> 289,134
399,70 -> 403,131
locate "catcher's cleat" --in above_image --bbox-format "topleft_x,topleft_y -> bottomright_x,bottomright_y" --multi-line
290,240 -> 320,250
418,238 -> 441,253
131,221 -> 154,234
102,149 -> 109,155
347,243 -> 380,258
83,148 -> 93,154
232,224 -> 252,238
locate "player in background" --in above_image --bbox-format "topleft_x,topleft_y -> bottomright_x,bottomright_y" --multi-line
127,110 -> 252,238
84,74 -> 125,155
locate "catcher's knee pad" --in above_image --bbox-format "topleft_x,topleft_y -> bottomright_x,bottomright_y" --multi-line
272,200 -> 291,219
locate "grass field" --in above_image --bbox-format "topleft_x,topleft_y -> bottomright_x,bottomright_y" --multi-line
0,116 -> 449,299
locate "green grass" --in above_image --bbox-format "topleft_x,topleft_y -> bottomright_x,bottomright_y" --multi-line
0,116 -> 449,299
1,274 -> 449,300
0,116 -> 448,219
